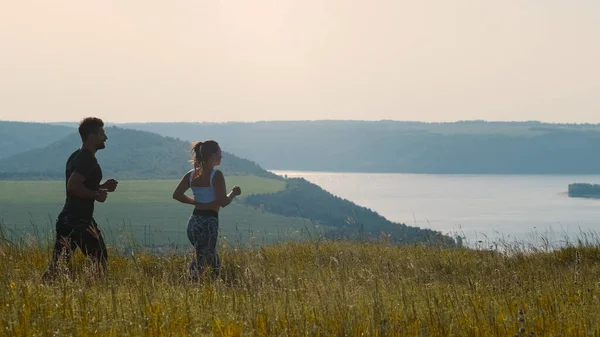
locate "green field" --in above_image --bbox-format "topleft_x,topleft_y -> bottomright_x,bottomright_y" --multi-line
0,177 -> 322,247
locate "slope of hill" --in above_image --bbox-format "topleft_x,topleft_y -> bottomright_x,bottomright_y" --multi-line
120,120 -> 600,174
244,177 -> 453,245
0,126 -> 277,180
0,121 -> 74,159
0,124 -> 455,245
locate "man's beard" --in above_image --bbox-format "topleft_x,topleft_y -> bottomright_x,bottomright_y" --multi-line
96,141 -> 106,150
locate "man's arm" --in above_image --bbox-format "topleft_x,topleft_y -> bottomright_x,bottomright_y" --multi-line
100,178 -> 118,192
67,153 -> 107,202
67,172 -> 96,198
67,172 -> 106,201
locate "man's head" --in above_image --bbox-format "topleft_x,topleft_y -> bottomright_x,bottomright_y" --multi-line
78,117 -> 107,150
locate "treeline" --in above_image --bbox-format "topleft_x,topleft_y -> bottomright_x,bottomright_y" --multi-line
0,126 -> 280,180
120,121 -> 600,174
243,177 -> 457,246
5,120 -> 600,174
568,183 -> 600,198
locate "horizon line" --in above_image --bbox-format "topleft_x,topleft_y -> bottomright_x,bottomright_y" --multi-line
3,119 -> 600,126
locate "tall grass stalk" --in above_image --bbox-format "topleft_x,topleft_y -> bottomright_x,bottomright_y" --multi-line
1,223 -> 600,336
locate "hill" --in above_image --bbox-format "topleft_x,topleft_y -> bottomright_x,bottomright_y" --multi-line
0,126 -> 277,180
0,125 -> 455,245
0,121 -> 74,159
244,177 -> 453,245
120,120 -> 600,174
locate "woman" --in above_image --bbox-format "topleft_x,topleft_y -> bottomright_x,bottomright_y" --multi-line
172,140 -> 241,281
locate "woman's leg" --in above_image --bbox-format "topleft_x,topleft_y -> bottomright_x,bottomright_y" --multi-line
204,216 -> 220,278
186,215 -> 202,281
187,215 -> 220,281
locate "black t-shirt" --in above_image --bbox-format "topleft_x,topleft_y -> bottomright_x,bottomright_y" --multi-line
61,148 -> 103,220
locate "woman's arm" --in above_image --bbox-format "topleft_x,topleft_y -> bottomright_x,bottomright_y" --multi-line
172,172 -> 195,205
212,170 -> 241,208
172,172 -> 219,209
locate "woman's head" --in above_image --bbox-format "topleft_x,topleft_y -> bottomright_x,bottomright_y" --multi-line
191,140 -> 221,173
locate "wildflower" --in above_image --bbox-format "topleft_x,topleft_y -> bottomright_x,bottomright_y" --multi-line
9,282 -> 16,290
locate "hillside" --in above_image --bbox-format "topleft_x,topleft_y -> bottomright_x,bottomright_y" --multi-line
244,177 -> 453,245
121,120 -> 600,174
0,121 -> 74,159
7,120 -> 600,174
0,125 -> 455,245
0,126 -> 277,180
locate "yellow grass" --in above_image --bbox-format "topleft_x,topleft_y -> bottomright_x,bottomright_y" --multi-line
1,237 -> 600,336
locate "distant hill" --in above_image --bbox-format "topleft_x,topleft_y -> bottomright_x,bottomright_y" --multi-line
0,124 -> 457,246
0,126 -> 278,180
0,121 -> 74,159
120,120 -> 600,174
6,120 -> 600,174
244,177 -> 454,246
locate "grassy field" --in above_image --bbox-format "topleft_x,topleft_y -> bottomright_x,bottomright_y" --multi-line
1,238 -> 600,336
0,177 -> 322,246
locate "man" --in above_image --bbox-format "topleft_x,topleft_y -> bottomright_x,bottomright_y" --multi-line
42,117 -> 118,280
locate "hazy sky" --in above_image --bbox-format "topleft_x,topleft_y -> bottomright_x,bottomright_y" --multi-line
1,0 -> 599,123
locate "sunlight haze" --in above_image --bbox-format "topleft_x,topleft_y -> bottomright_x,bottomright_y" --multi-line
1,0 -> 599,123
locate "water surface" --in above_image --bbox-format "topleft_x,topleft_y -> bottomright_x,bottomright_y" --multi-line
272,171 -> 600,245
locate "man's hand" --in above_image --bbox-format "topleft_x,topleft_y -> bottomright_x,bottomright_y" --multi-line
101,179 -> 119,192
95,189 -> 108,203
231,186 -> 242,197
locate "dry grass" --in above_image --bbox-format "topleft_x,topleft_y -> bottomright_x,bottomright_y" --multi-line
1,234 -> 600,336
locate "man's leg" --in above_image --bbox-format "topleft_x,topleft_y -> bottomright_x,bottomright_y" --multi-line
75,219 -> 108,277
42,215 -> 78,281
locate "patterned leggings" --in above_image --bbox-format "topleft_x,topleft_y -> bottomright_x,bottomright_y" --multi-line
187,212 -> 220,281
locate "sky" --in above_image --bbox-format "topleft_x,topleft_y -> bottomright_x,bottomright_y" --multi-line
1,0 -> 599,124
